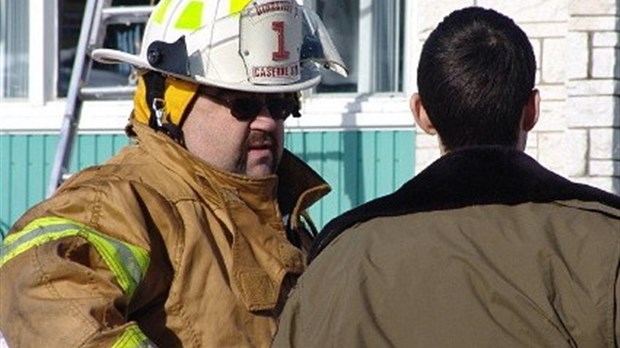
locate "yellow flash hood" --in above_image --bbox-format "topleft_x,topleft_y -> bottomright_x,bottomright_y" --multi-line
132,75 -> 200,126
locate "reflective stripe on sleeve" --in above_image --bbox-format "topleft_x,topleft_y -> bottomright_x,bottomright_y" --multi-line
0,217 -> 150,300
112,324 -> 157,348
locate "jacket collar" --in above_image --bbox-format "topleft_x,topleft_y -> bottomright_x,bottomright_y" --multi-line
130,121 -> 330,215
310,146 -> 620,262
131,122 -> 330,311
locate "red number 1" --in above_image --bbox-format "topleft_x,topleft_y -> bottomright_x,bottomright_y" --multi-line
272,21 -> 290,61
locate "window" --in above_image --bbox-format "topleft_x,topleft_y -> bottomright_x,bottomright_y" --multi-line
58,0 -> 148,97
0,0 -> 29,99
309,0 -> 405,94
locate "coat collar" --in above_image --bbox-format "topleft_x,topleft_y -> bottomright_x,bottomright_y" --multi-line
130,121 -> 330,216
131,122 -> 330,311
310,146 -> 620,262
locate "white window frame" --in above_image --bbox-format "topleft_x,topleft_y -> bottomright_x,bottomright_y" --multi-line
30,0 -> 57,105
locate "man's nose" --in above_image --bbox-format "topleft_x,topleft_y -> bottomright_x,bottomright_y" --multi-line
251,106 -> 279,131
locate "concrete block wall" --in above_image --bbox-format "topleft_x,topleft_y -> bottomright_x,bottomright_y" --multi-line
414,0 -> 620,193
566,0 -> 619,192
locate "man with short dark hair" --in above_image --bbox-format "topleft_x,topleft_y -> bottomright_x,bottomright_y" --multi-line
273,7 -> 620,347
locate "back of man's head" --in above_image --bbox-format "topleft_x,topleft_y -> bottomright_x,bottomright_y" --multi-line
417,7 -> 536,151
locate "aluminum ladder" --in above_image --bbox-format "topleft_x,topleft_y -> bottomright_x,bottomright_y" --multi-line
47,0 -> 154,197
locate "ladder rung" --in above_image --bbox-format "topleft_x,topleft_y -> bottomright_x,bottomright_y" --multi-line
102,6 -> 153,25
80,86 -> 137,100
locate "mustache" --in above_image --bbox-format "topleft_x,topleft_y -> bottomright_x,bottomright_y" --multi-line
234,131 -> 279,174
247,131 -> 276,148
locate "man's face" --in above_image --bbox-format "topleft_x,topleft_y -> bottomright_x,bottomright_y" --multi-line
182,87 -> 298,178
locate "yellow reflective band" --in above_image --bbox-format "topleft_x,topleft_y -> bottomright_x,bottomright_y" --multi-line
1,217 -> 150,300
152,0 -> 173,24
230,0 -> 252,15
112,324 -> 155,348
175,1 -> 204,30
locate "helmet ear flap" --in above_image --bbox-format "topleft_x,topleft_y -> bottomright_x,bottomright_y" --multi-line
147,37 -> 190,76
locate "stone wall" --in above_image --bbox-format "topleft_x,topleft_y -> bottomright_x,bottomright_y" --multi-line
414,0 -> 620,193
566,0 -> 619,192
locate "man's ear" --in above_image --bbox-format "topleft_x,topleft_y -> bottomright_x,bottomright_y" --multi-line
410,93 -> 436,135
521,89 -> 540,132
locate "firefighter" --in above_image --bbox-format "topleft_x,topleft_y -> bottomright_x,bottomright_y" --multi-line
0,0 -> 346,346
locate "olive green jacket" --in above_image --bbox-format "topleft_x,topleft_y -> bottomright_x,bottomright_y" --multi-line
274,146 -> 620,348
0,122 -> 330,347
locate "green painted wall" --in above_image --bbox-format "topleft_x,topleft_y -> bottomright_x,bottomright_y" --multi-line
0,130 -> 415,239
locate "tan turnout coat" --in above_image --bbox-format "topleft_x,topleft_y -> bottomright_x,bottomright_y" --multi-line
0,122 -> 330,347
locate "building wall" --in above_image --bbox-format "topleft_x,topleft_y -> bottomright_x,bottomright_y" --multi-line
414,0 -> 620,192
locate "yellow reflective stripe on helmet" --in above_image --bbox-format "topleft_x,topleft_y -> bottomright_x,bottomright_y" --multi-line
112,324 -> 156,348
175,1 -> 204,30
0,217 -> 150,300
152,0 -> 173,24
230,0 -> 252,14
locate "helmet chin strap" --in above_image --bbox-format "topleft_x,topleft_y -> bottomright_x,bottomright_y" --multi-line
143,71 -> 186,146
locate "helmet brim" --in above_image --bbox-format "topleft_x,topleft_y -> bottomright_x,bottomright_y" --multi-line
91,48 -> 322,93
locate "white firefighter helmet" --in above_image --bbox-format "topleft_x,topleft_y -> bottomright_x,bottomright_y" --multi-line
92,0 -> 347,93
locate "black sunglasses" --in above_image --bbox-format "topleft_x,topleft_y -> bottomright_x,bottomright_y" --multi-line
199,87 -> 301,121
